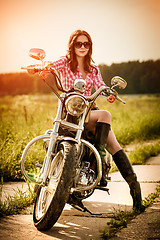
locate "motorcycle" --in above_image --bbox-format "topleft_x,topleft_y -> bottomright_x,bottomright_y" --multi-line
21,48 -> 127,231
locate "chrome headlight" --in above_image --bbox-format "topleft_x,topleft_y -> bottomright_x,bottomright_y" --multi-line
65,95 -> 87,116
74,78 -> 86,93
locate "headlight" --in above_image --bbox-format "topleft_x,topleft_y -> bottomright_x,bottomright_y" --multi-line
65,95 -> 87,116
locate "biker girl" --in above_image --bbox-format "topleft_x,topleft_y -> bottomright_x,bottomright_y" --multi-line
40,29 -> 145,212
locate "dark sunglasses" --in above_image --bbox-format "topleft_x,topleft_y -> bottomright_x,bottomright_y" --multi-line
74,41 -> 91,49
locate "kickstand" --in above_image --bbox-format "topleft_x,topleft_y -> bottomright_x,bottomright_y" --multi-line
71,201 -> 102,216
68,195 -> 102,216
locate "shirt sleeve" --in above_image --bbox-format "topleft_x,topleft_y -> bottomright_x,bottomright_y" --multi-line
52,57 -> 67,71
93,65 -> 106,91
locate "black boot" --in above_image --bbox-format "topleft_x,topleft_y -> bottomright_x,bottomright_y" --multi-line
113,149 -> 145,212
130,181 -> 145,212
95,122 -> 111,187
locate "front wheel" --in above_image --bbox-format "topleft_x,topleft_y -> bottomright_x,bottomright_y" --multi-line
33,141 -> 77,230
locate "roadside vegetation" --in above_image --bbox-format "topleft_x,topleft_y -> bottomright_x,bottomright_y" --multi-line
0,182 -> 36,217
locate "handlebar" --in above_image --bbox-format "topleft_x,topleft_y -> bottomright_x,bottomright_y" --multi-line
21,64 -> 126,104
21,64 -> 43,74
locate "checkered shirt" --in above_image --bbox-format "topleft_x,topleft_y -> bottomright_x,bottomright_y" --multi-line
52,57 -> 106,96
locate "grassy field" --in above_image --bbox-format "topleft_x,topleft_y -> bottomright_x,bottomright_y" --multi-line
0,94 -> 160,181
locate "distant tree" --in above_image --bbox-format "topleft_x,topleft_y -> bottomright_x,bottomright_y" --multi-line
0,72 -> 52,95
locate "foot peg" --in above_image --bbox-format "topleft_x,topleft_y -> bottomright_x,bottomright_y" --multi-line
96,186 -> 110,195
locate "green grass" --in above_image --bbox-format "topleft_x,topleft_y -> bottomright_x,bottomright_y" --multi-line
0,182 -> 36,217
0,94 -> 160,181
100,210 -> 135,239
128,140 -> 160,165
0,94 -> 58,181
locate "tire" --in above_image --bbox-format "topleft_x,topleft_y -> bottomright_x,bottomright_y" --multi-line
33,141 -> 77,230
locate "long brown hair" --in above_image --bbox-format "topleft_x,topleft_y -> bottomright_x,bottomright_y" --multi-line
66,30 -> 95,73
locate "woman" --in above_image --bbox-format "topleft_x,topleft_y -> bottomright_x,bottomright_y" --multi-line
40,29 -> 145,212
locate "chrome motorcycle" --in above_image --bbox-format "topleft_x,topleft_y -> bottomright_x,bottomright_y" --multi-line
21,48 -> 127,230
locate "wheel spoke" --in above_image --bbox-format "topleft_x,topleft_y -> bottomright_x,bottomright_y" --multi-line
35,150 -> 65,219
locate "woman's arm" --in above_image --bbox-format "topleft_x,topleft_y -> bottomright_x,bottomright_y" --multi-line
39,57 -> 67,79
93,65 -> 107,90
51,57 -> 67,71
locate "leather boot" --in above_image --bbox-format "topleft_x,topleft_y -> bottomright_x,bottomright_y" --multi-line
95,122 -> 111,187
113,149 -> 145,212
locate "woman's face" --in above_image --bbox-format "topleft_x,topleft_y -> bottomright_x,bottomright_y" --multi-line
74,35 -> 90,58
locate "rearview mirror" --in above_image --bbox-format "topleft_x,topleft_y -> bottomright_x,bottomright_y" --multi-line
111,76 -> 127,89
29,48 -> 46,61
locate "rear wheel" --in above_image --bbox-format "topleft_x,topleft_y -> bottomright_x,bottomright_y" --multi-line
33,141 -> 77,230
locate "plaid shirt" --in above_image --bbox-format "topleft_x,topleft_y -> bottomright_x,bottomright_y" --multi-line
52,57 -> 106,96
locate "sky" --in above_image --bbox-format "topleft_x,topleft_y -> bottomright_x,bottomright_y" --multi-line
0,0 -> 160,73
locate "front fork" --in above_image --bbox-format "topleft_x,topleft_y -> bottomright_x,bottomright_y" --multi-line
39,131 -> 58,186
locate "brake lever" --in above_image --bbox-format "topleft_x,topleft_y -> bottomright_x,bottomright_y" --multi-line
110,89 -> 126,104
102,88 -> 126,104
116,95 -> 126,104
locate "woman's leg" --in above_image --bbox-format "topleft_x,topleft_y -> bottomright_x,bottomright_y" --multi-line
86,110 -> 111,133
106,129 -> 122,155
86,110 -> 112,186
112,149 -> 145,212
86,110 -> 145,212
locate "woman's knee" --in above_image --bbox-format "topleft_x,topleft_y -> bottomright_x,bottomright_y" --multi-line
97,110 -> 112,124
86,110 -> 112,132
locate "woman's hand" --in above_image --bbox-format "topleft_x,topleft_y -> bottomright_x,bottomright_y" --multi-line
27,68 -> 37,74
26,64 -> 40,74
39,71 -> 51,79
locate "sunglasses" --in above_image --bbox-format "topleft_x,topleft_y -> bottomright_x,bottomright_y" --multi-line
74,41 -> 91,49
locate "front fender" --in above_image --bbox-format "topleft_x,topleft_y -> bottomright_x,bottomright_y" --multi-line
59,136 -> 78,144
